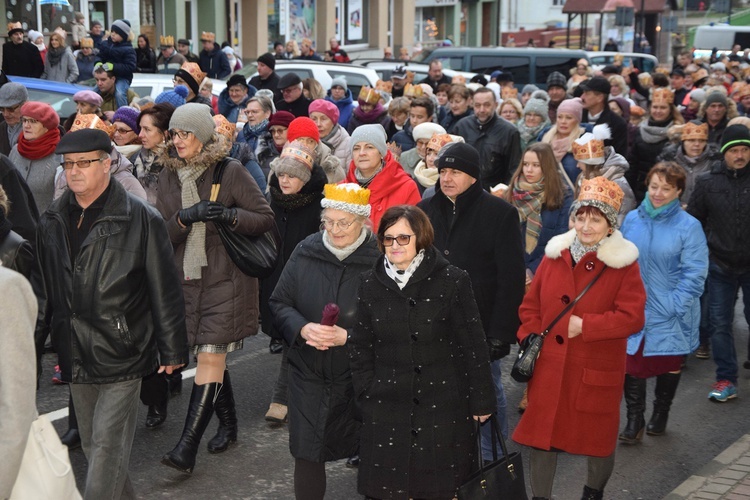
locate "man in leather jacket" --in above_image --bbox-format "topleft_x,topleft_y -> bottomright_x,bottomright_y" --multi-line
418,143 -> 525,461
34,129 -> 188,499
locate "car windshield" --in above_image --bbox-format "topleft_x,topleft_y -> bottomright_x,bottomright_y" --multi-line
26,88 -> 78,117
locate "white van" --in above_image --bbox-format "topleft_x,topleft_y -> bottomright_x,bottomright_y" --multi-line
693,24 -> 750,58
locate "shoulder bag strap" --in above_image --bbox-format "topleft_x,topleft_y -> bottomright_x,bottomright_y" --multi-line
540,265 -> 607,338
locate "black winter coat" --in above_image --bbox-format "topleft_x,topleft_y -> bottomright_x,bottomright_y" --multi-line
349,246 -> 496,499
275,95 -> 313,118
260,165 -> 326,340
249,71 -> 282,102
135,47 -> 157,73
199,43 -> 231,79
0,155 -> 38,244
582,106 -> 629,158
418,181 -> 525,344
688,161 -> 750,272
452,113 -> 522,188
1,41 -> 43,77
35,179 -> 189,383
269,230 -> 380,462
627,121 -> 673,202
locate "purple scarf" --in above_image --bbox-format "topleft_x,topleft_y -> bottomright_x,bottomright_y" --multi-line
353,102 -> 386,123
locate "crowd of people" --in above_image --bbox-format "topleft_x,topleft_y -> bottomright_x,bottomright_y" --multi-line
1,21 -> 750,500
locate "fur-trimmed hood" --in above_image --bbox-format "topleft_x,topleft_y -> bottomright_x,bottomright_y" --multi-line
158,133 -> 232,172
545,228 -> 639,269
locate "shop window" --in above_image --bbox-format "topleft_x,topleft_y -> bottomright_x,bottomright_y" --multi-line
5,0 -> 38,31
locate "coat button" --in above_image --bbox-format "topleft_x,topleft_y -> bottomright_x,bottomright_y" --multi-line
413,398 -> 420,405
585,261 -> 595,271
561,295 -> 570,304
411,334 -> 418,341
409,299 -> 417,307
414,366 -> 421,374
555,335 -> 564,344
444,249 -> 449,256
411,429 -> 419,436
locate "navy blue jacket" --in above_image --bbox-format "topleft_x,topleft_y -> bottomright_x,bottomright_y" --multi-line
199,43 -> 231,79
523,188 -> 574,273
97,38 -> 136,83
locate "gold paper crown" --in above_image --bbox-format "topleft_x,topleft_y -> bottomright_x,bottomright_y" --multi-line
281,140 -> 315,170
736,83 -> 750,100
358,86 -> 380,105
200,31 -> 215,43
80,37 -> 94,48
213,114 -> 235,142
403,83 -> 423,98
7,22 -> 22,34
179,62 -> 206,85
427,133 -> 455,153
451,75 -> 466,85
578,177 -> 624,214
159,35 -> 174,47
572,139 -> 606,162
70,113 -> 115,138
375,79 -> 392,93
321,183 -> 371,217
501,87 -> 518,100
692,68 -> 709,82
651,87 -> 674,105
682,121 -> 709,141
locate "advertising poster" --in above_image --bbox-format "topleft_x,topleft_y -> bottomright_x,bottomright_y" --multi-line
348,0 -> 363,41
289,0 -> 315,41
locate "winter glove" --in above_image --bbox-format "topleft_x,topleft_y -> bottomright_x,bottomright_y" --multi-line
487,338 -> 511,361
178,200 -> 223,225
204,201 -> 238,226
94,61 -> 114,72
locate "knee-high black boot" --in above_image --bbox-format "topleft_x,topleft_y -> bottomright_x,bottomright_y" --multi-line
207,370 -> 237,453
646,372 -> 681,436
161,382 -> 219,473
581,485 -> 604,500
619,375 -> 646,444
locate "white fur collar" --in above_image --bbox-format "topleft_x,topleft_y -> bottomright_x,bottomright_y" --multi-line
545,229 -> 639,269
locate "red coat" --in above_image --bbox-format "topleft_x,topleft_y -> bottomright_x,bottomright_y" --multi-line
512,229 -> 646,457
344,150 -> 421,229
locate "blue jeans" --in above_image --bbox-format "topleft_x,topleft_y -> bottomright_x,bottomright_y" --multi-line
114,79 -> 131,108
480,359 -> 508,461
71,378 -> 141,500
707,259 -> 750,384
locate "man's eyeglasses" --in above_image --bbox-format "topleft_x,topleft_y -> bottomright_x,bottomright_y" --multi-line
169,129 -> 193,141
381,234 -> 414,247
0,104 -> 21,113
61,157 -> 107,170
320,218 -> 356,231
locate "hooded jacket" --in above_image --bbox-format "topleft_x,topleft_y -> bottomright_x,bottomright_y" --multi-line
325,89 -> 355,129
513,229 -> 646,457
156,135 -> 275,346
577,147 -> 637,226
453,112 -> 522,188
688,161 -> 750,272
199,42 -> 231,79
35,178 -> 189,383
322,124 -> 352,173
658,142 -> 722,205
344,150 -> 421,228
621,200 -> 708,356
417,180 -> 525,343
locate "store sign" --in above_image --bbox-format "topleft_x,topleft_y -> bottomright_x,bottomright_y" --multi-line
415,0 -> 458,7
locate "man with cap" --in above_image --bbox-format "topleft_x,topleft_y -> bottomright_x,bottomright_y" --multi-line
688,124 -> 750,403
390,66 -> 408,98
198,31 -> 231,79
417,141 -> 525,462
453,87 -> 522,188
700,91 -> 733,145
2,22 -> 44,78
89,20 -> 105,50
177,38 -> 200,63
218,75 -> 257,123
275,73 -> 313,117
418,60 -> 452,93
0,82 -> 28,155
156,35 -> 187,74
546,71 -> 569,122
93,63 -> 138,113
580,76 -> 628,157
96,20 -> 137,108
249,53 -> 281,101
34,128 -> 188,499
670,67 -> 689,106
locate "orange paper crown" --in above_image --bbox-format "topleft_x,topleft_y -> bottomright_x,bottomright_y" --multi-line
213,114 -> 235,142
375,79 -> 393,93
736,83 -> 750,100
70,113 -> 115,138
80,37 -> 94,48
682,121 -> 709,141
578,176 -> 624,213
403,83 -> 423,98
501,87 -> 518,100
651,87 -> 675,106
573,139 -> 605,162
358,86 -> 380,105
159,35 -> 174,47
200,31 -> 215,43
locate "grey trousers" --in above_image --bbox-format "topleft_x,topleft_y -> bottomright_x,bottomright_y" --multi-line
70,378 -> 141,500
529,448 -> 616,498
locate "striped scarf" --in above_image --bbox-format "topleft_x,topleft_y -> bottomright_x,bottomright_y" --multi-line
512,178 -> 545,254
177,163 -> 209,280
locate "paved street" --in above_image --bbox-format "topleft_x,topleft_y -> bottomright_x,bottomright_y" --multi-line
36,302 -> 750,499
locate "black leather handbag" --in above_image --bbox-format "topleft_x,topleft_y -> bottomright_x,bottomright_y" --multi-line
510,266 -> 607,383
457,415 -> 528,500
210,159 -> 281,279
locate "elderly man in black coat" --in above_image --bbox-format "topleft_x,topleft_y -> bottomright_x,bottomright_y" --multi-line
2,22 -> 44,78
418,142 -> 525,461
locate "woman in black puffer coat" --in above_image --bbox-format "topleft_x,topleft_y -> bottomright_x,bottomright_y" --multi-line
260,141 -> 327,424
269,182 -> 380,500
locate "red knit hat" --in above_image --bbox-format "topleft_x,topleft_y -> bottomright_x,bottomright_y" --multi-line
308,99 -> 339,125
287,117 -> 320,143
20,102 -> 59,131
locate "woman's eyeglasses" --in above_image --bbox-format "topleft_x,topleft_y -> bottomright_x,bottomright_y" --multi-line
169,129 -> 193,141
320,218 -> 356,231
381,234 -> 414,247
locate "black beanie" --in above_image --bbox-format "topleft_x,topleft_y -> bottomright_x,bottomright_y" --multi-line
721,124 -> 750,153
257,52 -> 276,71
175,68 -> 200,96
437,142 -> 480,179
